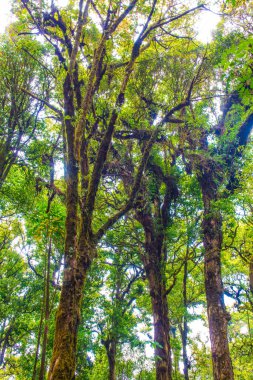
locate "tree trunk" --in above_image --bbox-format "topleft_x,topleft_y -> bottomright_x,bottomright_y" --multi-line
150,270 -> 172,380
47,242 -> 92,380
136,212 -> 172,380
180,260 -> 189,380
200,176 -> 234,380
32,309 -> 43,380
104,340 -> 116,380
48,72 -> 83,380
0,324 -> 12,367
249,257 -> 253,295
47,157 -> 88,380
39,238 -> 52,380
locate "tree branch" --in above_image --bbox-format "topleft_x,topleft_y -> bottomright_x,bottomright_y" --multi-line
110,0 -> 138,33
94,128 -> 159,242
21,88 -> 63,117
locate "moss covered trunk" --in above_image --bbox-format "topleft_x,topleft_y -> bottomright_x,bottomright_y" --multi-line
149,267 -> 172,380
104,340 -> 116,380
136,212 -> 172,380
145,241 -> 172,380
47,237 -> 94,380
48,71 -> 92,379
47,265 -> 82,379
200,175 -> 234,380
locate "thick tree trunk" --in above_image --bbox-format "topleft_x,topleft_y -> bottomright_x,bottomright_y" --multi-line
47,270 -> 82,379
136,213 -> 172,380
48,72 -> 84,380
200,177 -> 234,380
47,244 -> 92,380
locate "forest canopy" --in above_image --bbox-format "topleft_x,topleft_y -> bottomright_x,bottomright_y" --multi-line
0,1 -> 252,379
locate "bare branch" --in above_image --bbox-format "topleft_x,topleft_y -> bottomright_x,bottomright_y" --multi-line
69,0 -> 91,76
91,0 -> 105,26
20,47 -> 56,78
110,0 -> 138,33
94,128 -> 159,242
142,4 -> 205,41
21,88 -> 63,117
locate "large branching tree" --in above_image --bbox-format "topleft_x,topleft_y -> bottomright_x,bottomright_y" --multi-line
17,1 -> 207,378
179,29 -> 253,377
102,40 -> 208,380
1,1 -> 252,379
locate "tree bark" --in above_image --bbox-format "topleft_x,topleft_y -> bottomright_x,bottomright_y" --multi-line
0,324 -> 12,367
146,243 -> 172,380
47,72 -> 88,380
104,340 -> 116,380
200,174 -> 234,380
39,238 -> 52,380
47,239 -> 93,380
249,257 -> 253,295
136,212 -> 172,380
181,260 -> 189,380
32,310 -> 43,380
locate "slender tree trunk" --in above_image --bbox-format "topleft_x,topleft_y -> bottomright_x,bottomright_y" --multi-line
148,267 -> 172,380
249,257 -> 253,295
39,238 -> 52,380
0,325 -> 12,367
180,260 -> 189,380
200,175 -> 234,380
173,347 -> 180,379
180,320 -> 189,380
32,310 -> 43,380
104,341 -> 116,380
136,212 -> 172,380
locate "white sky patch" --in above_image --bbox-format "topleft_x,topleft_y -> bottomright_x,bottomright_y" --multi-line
0,0 -> 12,33
55,0 -> 69,6
188,305 -> 210,348
195,9 -> 220,43
190,319 -> 210,346
240,325 -> 248,335
224,294 -> 237,308
54,160 -> 65,179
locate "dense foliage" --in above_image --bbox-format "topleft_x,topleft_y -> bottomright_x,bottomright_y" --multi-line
0,1 -> 252,379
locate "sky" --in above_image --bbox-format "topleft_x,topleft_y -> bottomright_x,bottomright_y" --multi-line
0,1 -> 12,33
0,0 -> 220,42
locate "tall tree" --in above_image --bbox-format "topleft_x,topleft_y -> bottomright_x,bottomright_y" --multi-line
18,1 -> 206,378
182,46 -> 253,378
1,1 -> 252,379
